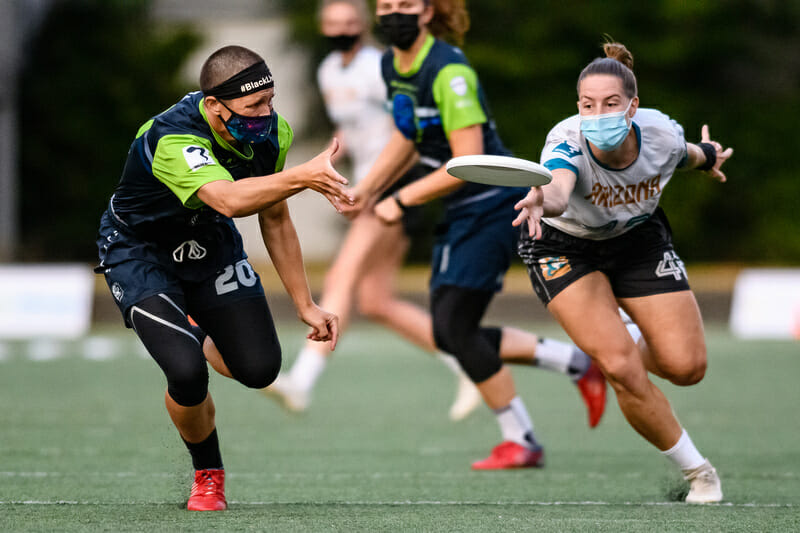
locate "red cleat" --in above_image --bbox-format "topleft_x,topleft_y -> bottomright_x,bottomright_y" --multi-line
187,469 -> 227,511
576,362 -> 607,428
471,441 -> 544,470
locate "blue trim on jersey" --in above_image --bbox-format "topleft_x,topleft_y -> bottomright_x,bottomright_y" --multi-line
586,122 -> 642,172
544,158 -> 579,178
552,141 -> 582,158
677,142 -> 689,168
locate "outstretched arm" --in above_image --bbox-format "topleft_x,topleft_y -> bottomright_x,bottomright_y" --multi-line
196,138 -> 353,218
372,124 -> 483,224
512,168 -> 577,239
340,129 -> 417,218
684,124 -> 734,182
258,200 -> 339,349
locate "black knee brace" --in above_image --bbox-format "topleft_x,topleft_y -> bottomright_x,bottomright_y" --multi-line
130,294 -> 209,407
431,285 -> 503,383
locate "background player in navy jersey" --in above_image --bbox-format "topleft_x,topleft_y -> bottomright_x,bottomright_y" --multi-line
343,0 -> 608,469
265,0 -> 485,421
95,45 -> 352,511
514,41 -> 732,502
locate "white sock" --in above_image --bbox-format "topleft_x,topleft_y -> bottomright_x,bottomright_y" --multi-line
435,352 -> 467,378
288,347 -> 328,394
627,323 -> 643,344
534,338 -> 572,373
620,308 -> 643,344
494,396 -> 536,447
535,338 -> 591,380
660,429 -> 706,471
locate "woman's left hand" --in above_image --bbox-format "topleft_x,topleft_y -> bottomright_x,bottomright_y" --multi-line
700,124 -> 734,183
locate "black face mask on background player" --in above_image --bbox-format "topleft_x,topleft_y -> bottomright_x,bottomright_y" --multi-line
377,13 -> 421,51
326,33 -> 361,52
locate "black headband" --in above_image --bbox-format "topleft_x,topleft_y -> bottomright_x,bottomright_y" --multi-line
203,61 -> 274,100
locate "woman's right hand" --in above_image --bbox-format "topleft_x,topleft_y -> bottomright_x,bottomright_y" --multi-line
513,186 -> 545,240
300,138 -> 354,212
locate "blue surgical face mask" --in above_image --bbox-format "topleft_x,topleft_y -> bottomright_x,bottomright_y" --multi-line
219,101 -> 275,144
579,99 -> 633,151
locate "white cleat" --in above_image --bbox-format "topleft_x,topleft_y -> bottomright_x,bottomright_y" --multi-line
449,374 -> 482,421
684,460 -> 723,504
261,373 -> 310,413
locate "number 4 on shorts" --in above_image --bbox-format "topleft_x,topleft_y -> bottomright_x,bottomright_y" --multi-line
655,251 -> 687,281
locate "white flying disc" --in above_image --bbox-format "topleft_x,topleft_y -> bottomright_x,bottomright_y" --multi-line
446,155 -> 552,187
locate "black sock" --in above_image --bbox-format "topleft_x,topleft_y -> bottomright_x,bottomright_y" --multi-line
183,428 -> 223,470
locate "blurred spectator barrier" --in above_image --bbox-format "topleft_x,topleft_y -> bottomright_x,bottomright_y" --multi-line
0,264 -> 94,339
730,268 -> 800,340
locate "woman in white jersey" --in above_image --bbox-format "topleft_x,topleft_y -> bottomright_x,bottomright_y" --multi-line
514,41 -> 733,503
266,0 -> 483,420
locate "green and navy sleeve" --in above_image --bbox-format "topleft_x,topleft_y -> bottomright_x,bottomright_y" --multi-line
431,64 -> 487,137
150,134 -> 234,209
275,115 -> 294,172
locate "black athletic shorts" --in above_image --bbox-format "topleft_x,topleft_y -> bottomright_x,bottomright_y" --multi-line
517,208 -> 691,306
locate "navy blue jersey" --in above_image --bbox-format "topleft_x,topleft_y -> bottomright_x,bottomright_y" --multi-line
98,91 -> 293,282
381,35 -> 514,207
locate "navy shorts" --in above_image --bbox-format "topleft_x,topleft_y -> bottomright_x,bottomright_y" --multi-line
96,213 -> 264,327
430,188 -> 526,293
517,208 -> 691,305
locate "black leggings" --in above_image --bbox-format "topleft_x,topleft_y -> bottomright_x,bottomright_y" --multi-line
130,293 -> 281,406
431,285 -> 502,383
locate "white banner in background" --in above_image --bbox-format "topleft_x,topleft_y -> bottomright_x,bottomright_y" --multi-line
729,268 -> 800,340
0,264 -> 94,339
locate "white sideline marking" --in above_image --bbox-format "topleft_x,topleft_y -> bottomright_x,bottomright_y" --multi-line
0,500 -> 793,508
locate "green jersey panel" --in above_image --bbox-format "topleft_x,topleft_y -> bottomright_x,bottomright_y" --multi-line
432,64 -> 487,137
275,115 -> 293,172
151,134 -> 234,209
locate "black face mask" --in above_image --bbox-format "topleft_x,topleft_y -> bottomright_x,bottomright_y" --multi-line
377,13 -> 421,51
326,33 -> 361,52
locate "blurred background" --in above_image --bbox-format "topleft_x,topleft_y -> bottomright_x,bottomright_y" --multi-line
1,0 -> 799,340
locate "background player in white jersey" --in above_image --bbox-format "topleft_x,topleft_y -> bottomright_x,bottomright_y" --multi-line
515,40 -> 733,502
266,0 -> 483,420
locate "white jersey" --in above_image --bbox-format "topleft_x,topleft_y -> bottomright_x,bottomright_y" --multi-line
317,45 -> 394,183
540,108 -> 688,240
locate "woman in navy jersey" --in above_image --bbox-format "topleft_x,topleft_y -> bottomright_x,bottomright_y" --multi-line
344,0 -> 608,469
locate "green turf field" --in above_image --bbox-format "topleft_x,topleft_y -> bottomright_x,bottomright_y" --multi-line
1,323 -> 798,532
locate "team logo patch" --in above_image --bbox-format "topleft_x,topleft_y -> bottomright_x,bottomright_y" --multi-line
539,256 -> 572,281
552,141 -> 581,158
182,146 -> 215,172
449,76 -> 468,96
111,282 -> 124,302
172,240 -> 208,263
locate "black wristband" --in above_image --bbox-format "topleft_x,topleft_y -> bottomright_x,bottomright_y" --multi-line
392,191 -> 408,212
697,142 -> 717,171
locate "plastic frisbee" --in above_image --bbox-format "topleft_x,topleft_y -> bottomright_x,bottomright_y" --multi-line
446,155 -> 552,187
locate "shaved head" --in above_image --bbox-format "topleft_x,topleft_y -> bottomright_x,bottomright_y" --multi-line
200,45 -> 264,93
